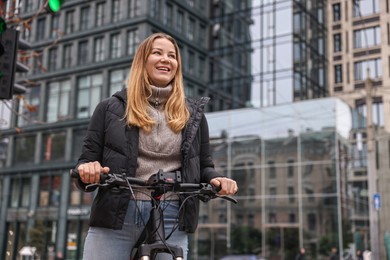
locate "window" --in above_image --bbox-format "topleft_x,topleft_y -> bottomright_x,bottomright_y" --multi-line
17,86 -> 41,127
9,177 -> 31,208
354,26 -> 380,48
110,33 -> 121,59
176,10 -> 184,33
289,213 -> 296,223
94,37 -> 105,62
151,0 -> 161,20
268,212 -> 276,223
39,175 -> 62,207
47,80 -> 71,122
63,44 -> 73,68
354,58 -> 382,80
187,50 -> 195,74
335,64 -> 343,83
356,99 -> 385,127
110,69 -> 127,95
80,6 -> 90,30
50,15 -> 59,38
199,24 -> 206,47
72,128 -> 86,162
42,131 -> 66,162
25,0 -> 33,12
77,74 -> 103,118
96,2 -> 106,26
69,181 -> 95,205
333,33 -> 342,52
112,0 -> 121,23
33,50 -> 43,74
198,56 -> 205,78
128,0 -> 140,18
187,0 -> 194,7
307,213 -> 316,230
127,29 -> 139,55
372,101 -> 384,126
187,17 -> 195,40
269,187 -> 276,201
65,10 -> 75,34
13,135 -> 36,165
333,3 -> 341,21
78,40 -> 89,65
185,83 -> 194,97
287,159 -> 294,177
48,48 -> 57,71
164,3 -> 173,26
288,186 -> 295,203
268,161 -> 276,178
36,17 -> 46,41
353,0 -> 380,17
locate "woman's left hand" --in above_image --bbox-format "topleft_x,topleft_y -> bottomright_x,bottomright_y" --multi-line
210,177 -> 238,195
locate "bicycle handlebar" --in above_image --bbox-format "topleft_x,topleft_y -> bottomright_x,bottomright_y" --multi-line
70,169 -> 237,204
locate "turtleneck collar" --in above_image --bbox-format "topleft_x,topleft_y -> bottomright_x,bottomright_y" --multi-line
148,84 -> 172,108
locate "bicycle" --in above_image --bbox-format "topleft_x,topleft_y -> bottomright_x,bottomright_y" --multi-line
70,169 -> 237,260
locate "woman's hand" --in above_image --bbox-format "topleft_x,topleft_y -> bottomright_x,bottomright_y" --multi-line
77,161 -> 110,184
210,177 -> 238,195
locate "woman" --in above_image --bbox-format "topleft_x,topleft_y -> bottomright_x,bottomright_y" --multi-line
75,32 -> 238,260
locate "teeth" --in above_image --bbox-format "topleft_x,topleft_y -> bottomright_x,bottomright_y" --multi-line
157,67 -> 169,71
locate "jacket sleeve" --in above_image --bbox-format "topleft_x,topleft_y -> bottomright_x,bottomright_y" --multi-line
74,100 -> 107,191
199,115 -> 225,183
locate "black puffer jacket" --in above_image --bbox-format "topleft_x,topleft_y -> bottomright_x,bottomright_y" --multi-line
76,89 -> 224,233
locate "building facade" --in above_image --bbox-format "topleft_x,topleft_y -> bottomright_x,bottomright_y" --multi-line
0,0 -> 253,259
2,0 -> 390,259
327,0 -> 390,258
248,0 -> 328,107
200,97 -> 352,259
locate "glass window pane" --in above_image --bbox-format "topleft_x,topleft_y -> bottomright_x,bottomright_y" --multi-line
13,135 -> 36,165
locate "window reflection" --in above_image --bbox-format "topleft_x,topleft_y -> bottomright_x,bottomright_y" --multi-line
9,177 -> 31,208
39,175 -> 62,207
41,131 -> 66,163
13,135 -> 36,165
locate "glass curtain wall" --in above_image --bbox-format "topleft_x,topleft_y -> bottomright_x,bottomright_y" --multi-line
191,98 -> 352,259
250,0 -> 327,108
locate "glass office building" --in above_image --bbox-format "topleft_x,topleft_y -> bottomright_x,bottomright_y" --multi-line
195,97 -> 352,259
249,0 -> 327,108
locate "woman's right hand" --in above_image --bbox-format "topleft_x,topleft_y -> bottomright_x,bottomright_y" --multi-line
77,161 -> 110,184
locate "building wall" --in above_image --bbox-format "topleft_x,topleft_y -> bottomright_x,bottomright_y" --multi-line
327,0 -> 390,258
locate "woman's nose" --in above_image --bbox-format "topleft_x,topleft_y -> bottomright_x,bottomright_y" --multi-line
160,55 -> 170,63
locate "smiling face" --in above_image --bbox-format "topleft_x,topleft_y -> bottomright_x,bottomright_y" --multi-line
145,38 -> 178,87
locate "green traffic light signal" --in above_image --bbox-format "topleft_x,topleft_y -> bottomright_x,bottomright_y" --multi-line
47,0 -> 64,13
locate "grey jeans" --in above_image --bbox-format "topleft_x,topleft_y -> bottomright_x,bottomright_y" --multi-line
82,200 -> 188,260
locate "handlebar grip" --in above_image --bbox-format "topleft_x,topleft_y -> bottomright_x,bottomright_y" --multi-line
69,169 -> 109,183
70,169 -> 79,178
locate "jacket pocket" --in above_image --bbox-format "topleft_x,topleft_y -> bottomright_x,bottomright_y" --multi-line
89,188 -> 129,230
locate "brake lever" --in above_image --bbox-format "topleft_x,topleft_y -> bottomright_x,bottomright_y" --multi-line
214,195 -> 238,204
194,184 -> 238,204
85,182 -> 110,190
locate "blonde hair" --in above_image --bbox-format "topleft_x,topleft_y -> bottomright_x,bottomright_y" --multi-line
125,32 -> 190,133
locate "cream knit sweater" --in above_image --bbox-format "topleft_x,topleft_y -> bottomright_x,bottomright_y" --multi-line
133,85 -> 182,200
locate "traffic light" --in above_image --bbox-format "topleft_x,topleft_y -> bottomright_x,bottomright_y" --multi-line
0,19 -> 18,99
0,17 -> 7,81
46,0 -> 64,13
0,23 -> 31,99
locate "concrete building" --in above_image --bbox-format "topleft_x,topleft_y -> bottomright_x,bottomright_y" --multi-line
0,0 -> 253,259
327,0 -> 390,258
2,0 -> 390,259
